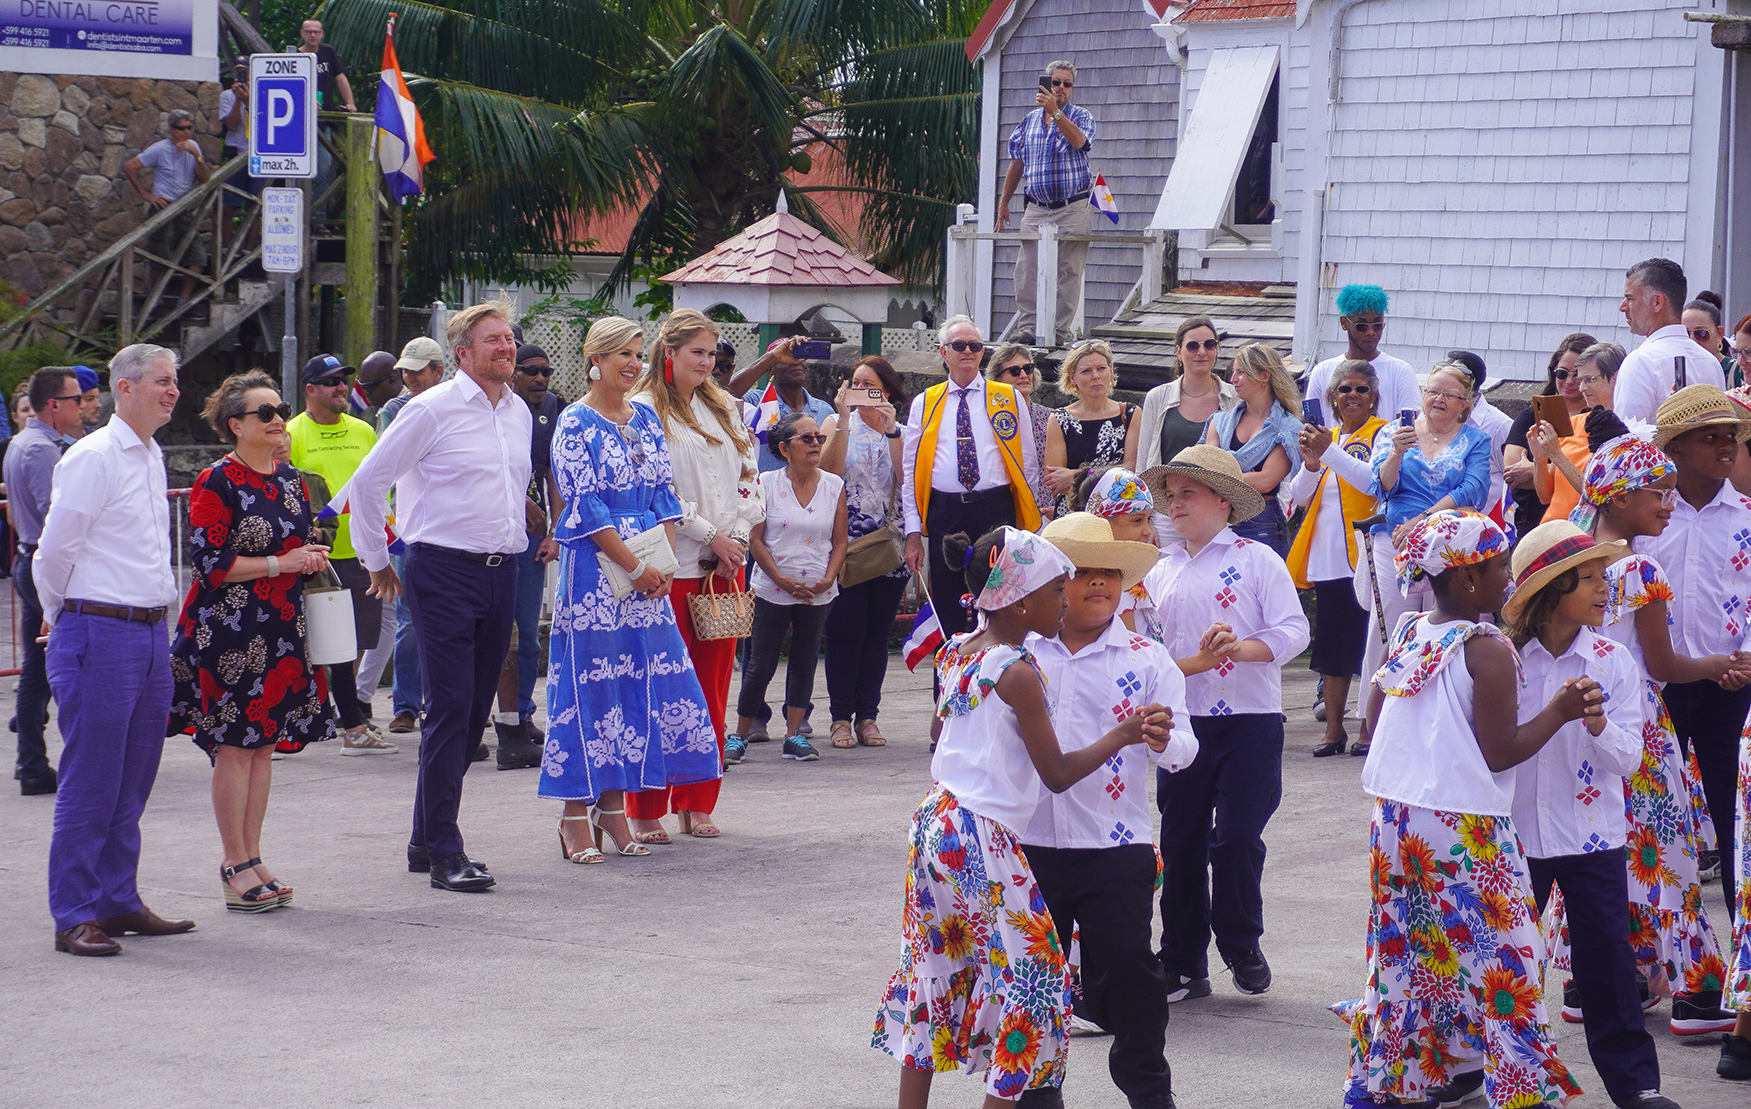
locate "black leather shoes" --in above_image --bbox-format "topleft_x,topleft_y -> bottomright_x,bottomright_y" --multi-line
430,852 -> 495,891
1312,730 -> 1348,757
495,736 -> 542,771
408,845 -> 488,873
20,772 -> 56,795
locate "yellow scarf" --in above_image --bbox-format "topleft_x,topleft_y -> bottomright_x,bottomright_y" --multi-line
913,379 -> 1040,533
1285,416 -> 1386,588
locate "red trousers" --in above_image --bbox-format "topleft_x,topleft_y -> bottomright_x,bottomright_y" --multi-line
627,572 -> 736,819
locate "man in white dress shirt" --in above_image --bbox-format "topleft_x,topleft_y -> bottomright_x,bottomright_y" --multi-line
1302,285 -> 1421,429
1613,258 -> 1726,424
343,303 -> 533,892
36,343 -> 191,955
901,316 -> 1042,639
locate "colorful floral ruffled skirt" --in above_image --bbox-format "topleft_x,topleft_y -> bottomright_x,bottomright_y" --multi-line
1727,719 -> 1751,1011
1333,799 -> 1580,1108
1541,680 -> 1725,998
872,785 -> 1069,1099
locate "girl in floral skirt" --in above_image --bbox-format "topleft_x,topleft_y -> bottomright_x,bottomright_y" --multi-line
1544,432 -> 1743,1038
872,526 -> 1172,1108
1336,510 -> 1596,1109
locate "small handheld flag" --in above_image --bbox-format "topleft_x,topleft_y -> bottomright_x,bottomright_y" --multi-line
750,381 -> 782,442
1089,174 -> 1118,225
315,490 -> 407,556
903,601 -> 944,672
375,14 -> 435,204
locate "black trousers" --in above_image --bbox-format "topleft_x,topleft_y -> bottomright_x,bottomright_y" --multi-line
736,598 -> 829,725
924,488 -> 1017,640
12,549 -> 52,783
1157,713 -> 1284,979
402,544 -> 516,862
1660,678 -> 1750,921
1528,850 -> 1660,1102
823,573 -> 908,722
1024,843 -> 1172,1103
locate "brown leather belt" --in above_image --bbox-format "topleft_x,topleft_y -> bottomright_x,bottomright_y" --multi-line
65,599 -> 168,624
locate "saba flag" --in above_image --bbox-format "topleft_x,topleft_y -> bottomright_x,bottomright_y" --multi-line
1089,174 -> 1118,225
903,601 -> 944,672
316,486 -> 406,556
375,15 -> 434,203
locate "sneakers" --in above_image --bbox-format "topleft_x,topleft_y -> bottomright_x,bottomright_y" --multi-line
1670,990 -> 1738,1035
1699,849 -> 1722,882
1163,973 -> 1211,1003
1424,1068 -> 1484,1108
724,735 -> 748,765
1223,947 -> 1272,995
782,736 -> 820,762
340,728 -> 399,756
388,710 -> 419,734
1720,1032 -> 1751,1081
746,723 -> 771,744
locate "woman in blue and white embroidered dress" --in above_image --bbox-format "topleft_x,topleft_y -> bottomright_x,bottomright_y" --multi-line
542,317 -> 720,863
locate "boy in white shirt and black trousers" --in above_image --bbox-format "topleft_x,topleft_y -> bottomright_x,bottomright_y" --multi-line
1018,513 -> 1196,1109
1138,446 -> 1310,1000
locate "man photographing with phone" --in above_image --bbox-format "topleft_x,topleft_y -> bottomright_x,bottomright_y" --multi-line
722,336 -> 837,473
997,60 -> 1096,346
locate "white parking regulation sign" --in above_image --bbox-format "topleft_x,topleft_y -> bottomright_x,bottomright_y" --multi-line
261,187 -> 304,272
249,53 -> 317,179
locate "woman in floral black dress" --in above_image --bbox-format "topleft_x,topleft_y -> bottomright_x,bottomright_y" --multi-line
169,371 -> 332,912
1043,339 -> 1139,517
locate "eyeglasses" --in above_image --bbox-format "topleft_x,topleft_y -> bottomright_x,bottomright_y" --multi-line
515,363 -> 554,377
1690,328 -> 1716,342
1046,78 -> 1073,88
1348,320 -> 1384,333
996,364 -> 1030,379
310,376 -> 348,388
1551,369 -> 1571,381
1182,339 -> 1220,352
1334,384 -> 1372,395
241,403 -> 293,423
46,393 -> 83,404
170,123 -> 193,132
1422,387 -> 1468,403
1648,487 -> 1680,509
944,340 -> 984,353
618,422 -> 647,466
791,433 -> 830,446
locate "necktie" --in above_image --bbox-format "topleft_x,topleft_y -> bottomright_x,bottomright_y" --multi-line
956,388 -> 978,491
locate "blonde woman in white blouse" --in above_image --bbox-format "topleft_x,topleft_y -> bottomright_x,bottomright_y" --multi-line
627,309 -> 763,842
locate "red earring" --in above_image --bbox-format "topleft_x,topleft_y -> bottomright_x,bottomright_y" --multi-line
664,357 -> 674,383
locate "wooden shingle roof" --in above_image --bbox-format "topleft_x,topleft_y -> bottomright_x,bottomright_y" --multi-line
1175,0 -> 1297,21
660,212 -> 900,288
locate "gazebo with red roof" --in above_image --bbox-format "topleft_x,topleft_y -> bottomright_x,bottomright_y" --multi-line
660,193 -> 901,354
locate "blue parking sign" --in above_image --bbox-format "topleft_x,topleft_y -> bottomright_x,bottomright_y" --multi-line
248,53 -> 316,179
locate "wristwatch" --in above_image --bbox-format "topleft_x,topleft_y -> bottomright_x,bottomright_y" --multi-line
884,429 -> 902,439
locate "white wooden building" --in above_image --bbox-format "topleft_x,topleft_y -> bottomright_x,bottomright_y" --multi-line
1152,0 -> 1751,379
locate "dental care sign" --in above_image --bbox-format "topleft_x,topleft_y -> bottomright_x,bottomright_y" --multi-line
249,52 -> 315,179
0,0 -> 217,79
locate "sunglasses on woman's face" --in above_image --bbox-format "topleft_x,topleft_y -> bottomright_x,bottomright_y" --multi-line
1690,328 -> 1715,342
791,433 -> 830,446
1182,339 -> 1220,352
1551,369 -> 1572,381
1334,384 -> 1372,395
997,364 -> 1030,379
242,403 -> 293,423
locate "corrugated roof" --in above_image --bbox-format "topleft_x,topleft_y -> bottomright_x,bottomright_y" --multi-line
660,210 -> 901,288
1176,0 -> 1296,22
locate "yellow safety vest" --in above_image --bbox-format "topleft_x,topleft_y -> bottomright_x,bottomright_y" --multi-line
913,379 -> 1040,534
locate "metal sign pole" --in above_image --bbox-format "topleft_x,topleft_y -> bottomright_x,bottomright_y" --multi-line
282,271 -> 298,405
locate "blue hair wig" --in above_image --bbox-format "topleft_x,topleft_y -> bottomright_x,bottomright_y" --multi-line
1335,285 -> 1389,317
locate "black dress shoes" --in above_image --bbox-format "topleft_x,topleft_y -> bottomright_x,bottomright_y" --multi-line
55,921 -> 121,956
430,852 -> 495,891
93,906 -> 196,936
20,771 -> 56,795
408,845 -> 489,873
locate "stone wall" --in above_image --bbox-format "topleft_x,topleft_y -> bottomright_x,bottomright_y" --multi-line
0,71 -> 222,299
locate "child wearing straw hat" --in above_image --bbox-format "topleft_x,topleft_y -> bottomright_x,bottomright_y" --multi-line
1018,512 -> 1194,1109
1137,444 -> 1310,1000
872,526 -> 1173,1109
1495,520 -> 1682,1109
1336,509 -> 1595,1109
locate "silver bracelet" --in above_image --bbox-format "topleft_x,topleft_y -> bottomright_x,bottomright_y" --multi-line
629,558 -> 648,579
266,555 -> 280,578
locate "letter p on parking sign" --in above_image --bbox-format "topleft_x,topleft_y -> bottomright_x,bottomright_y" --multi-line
249,53 -> 317,179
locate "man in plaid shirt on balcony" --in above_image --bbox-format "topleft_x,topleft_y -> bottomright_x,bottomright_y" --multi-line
997,59 -> 1097,346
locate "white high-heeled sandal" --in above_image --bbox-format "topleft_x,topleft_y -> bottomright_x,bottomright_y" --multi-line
590,805 -> 651,857
558,815 -> 604,864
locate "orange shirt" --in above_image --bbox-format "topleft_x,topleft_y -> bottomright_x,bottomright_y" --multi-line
1540,432 -> 1591,526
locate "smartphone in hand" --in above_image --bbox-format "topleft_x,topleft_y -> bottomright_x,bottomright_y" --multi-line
1398,408 -> 1416,428
792,339 -> 831,360
1302,398 -> 1323,427
848,387 -> 886,409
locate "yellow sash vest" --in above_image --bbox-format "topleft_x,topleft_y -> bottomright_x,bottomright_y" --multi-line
913,379 -> 1040,534
1285,415 -> 1386,588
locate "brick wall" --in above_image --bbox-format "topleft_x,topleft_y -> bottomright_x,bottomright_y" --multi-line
0,71 -> 222,300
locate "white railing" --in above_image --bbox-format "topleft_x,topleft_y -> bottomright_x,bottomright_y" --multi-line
942,203 -> 1168,347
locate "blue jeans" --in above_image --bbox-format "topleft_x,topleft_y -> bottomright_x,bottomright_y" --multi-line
46,611 -> 172,929
390,553 -> 422,716
512,545 -> 545,719
12,550 -> 52,782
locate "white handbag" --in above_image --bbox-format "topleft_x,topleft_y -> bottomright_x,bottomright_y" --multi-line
304,565 -> 358,666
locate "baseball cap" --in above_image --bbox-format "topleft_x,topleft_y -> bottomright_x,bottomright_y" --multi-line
73,365 -> 99,392
301,353 -> 353,384
394,336 -> 444,372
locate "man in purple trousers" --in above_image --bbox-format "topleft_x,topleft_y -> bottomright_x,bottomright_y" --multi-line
34,343 -> 192,956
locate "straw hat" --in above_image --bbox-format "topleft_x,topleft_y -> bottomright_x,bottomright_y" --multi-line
1038,512 -> 1162,590
1651,384 -> 1751,448
1138,444 -> 1266,523
1500,520 -> 1626,623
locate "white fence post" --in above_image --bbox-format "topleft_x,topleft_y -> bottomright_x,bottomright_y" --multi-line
945,203 -> 977,322
1143,230 -> 1165,306
1036,222 -> 1058,347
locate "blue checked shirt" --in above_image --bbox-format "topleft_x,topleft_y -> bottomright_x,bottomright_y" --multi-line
1008,105 -> 1096,204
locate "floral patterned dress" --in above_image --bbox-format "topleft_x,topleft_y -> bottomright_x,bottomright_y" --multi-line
540,401 -> 721,803
1050,404 -> 1134,517
872,639 -> 1069,1099
1539,554 -> 1726,999
1726,719 -> 1751,1012
168,457 -> 331,759
1335,616 -> 1579,1109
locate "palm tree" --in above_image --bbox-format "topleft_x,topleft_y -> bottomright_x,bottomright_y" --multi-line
320,0 -> 985,300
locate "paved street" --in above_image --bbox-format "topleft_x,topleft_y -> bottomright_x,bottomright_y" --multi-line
0,656 -> 1742,1108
